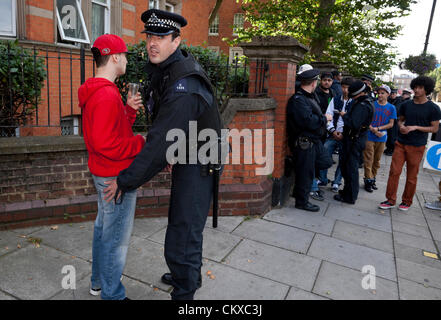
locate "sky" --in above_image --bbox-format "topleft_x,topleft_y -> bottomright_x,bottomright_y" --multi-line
389,0 -> 441,76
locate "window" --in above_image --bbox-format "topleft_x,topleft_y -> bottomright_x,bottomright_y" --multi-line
0,0 -> 16,37
56,0 -> 90,44
91,0 -> 110,44
149,0 -> 159,9
165,2 -> 174,12
61,116 -> 79,135
233,13 -> 244,35
209,15 -> 219,35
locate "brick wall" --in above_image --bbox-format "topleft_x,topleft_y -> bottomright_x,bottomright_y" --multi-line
0,96 -> 275,230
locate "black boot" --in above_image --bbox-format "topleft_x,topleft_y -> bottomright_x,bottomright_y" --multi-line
372,179 -> 378,190
364,179 -> 373,193
161,273 -> 202,288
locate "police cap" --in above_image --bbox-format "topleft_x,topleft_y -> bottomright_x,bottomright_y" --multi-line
297,68 -> 320,81
361,74 -> 375,82
348,80 -> 367,97
141,9 -> 187,36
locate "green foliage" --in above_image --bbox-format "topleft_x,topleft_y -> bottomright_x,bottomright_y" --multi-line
115,41 -> 249,131
0,40 -> 46,136
428,65 -> 441,97
404,53 -> 438,75
232,0 -> 416,77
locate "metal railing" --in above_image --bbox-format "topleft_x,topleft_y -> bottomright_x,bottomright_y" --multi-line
1,42 -> 268,137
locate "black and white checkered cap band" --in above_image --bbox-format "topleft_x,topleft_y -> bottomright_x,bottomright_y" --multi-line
146,13 -> 181,30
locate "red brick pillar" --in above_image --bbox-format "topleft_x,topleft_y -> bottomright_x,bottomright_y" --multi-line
241,36 -> 309,180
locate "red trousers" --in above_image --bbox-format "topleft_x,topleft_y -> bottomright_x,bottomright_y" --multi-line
385,141 -> 426,206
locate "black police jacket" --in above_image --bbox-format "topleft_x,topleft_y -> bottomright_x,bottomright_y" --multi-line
287,88 -> 327,150
116,48 -> 218,193
342,95 -> 375,138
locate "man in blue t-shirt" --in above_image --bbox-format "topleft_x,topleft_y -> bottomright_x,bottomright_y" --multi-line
363,84 -> 397,192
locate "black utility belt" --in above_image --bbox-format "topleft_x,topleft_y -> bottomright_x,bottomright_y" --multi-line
295,137 -> 315,150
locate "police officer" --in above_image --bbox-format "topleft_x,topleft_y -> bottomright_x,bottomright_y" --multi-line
334,80 -> 374,204
103,9 -> 222,300
361,74 -> 377,100
287,68 -> 333,212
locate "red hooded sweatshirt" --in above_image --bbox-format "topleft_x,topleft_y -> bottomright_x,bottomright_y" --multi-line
79,78 -> 145,177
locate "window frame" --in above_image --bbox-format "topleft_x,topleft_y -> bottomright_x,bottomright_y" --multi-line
149,0 -> 160,9
91,0 -> 110,44
0,0 -> 17,37
165,2 -> 174,12
232,12 -> 244,36
56,0 -> 90,44
208,14 -> 219,36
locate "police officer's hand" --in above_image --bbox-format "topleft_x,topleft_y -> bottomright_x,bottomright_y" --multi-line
127,92 -> 143,111
103,179 -> 121,203
325,114 -> 333,122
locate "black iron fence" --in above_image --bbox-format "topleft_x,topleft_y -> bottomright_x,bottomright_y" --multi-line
0,41 -> 268,137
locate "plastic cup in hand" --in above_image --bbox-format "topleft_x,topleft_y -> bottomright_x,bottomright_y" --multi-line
129,83 -> 140,97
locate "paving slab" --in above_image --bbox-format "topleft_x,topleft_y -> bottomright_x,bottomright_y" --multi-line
0,231 -> 32,257
285,287 -> 328,300
284,199 -> 329,216
338,197 -> 390,217
205,216 -> 246,234
149,227 -> 242,262
124,237 -> 171,291
307,234 -> 396,281
396,258 -> 441,290
426,219 -> 441,241
392,221 -> 432,240
325,205 -> 391,233
391,211 -> 428,227
0,244 -> 91,300
398,278 -> 441,300
394,243 -> 441,271
0,290 -> 17,300
331,221 -> 393,254
393,231 -> 437,252
312,262 -> 398,300
31,223 -> 94,261
263,208 -> 335,236
226,239 -> 321,291
132,217 -> 168,240
232,218 -> 314,254
194,260 -> 289,300
10,226 -> 44,236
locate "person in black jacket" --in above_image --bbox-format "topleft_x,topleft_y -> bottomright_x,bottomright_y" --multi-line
334,80 -> 374,204
287,68 -> 333,212
102,9 -> 222,300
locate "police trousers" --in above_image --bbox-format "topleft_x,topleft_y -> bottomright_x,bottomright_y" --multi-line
292,140 -> 333,206
165,164 -> 213,300
340,135 -> 367,203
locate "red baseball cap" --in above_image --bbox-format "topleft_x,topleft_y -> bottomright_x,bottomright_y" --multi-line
92,34 -> 128,56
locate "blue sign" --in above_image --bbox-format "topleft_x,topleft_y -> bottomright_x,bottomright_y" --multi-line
426,143 -> 441,171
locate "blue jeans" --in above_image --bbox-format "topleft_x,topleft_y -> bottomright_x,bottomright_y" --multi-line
319,138 -> 343,186
91,175 -> 137,300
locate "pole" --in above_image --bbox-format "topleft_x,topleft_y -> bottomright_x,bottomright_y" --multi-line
424,0 -> 437,55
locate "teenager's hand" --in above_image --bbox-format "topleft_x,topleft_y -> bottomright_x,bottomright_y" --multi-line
127,92 -> 143,111
104,179 -> 120,203
400,125 -> 410,135
333,131 -> 343,141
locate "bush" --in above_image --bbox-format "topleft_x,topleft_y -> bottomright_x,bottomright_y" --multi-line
0,40 -> 46,136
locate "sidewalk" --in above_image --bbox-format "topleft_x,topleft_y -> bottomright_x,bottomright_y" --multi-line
1,154 -> 441,300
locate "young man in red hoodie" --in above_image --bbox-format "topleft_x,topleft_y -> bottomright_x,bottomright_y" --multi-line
78,34 -> 145,300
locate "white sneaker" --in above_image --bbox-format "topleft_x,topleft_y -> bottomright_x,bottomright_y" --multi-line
425,201 -> 441,211
89,287 -> 101,296
331,184 -> 339,193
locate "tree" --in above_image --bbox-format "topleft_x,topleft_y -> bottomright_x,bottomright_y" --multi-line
231,0 -> 416,77
0,40 -> 46,137
428,65 -> 441,101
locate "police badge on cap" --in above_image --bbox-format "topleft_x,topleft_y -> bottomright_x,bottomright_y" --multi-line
141,9 -> 188,35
